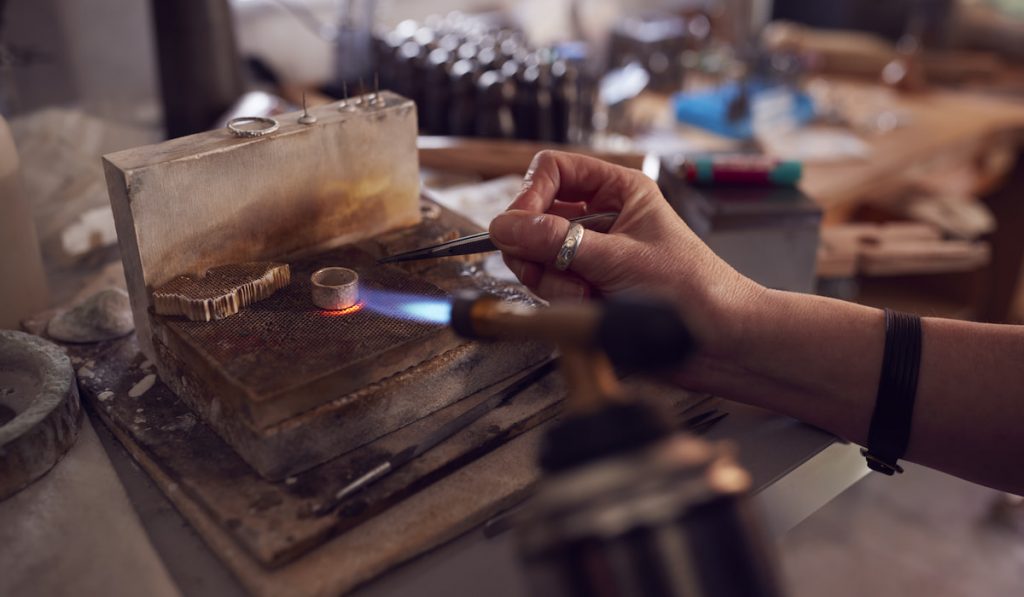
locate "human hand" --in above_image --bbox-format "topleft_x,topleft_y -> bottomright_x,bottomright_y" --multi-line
488,150 -> 763,355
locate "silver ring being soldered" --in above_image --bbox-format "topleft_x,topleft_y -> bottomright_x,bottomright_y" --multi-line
226,116 -> 279,138
554,223 -> 585,272
311,267 -> 359,310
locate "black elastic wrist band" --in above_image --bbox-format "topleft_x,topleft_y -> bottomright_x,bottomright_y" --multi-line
862,309 -> 922,475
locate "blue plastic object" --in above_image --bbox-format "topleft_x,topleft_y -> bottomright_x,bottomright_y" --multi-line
673,80 -> 816,140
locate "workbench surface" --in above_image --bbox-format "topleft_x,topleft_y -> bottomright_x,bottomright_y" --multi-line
93,398 -> 867,597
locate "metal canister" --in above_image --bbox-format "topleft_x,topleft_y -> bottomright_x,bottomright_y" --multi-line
518,432 -> 782,597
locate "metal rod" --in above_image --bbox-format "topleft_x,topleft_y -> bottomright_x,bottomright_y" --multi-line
313,358 -> 558,516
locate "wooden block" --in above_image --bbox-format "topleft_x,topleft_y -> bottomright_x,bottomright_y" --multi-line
817,222 -> 947,278
861,239 -> 991,276
152,262 -> 290,321
103,92 -> 421,359
76,333 -> 560,568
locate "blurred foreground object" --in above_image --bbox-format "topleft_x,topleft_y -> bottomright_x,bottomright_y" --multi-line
0,113 -> 48,329
520,430 -> 781,596
451,293 -> 781,597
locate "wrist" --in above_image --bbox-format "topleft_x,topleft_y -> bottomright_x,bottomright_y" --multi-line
690,267 -> 771,361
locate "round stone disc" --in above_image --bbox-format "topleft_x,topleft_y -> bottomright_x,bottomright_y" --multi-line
0,330 -> 82,501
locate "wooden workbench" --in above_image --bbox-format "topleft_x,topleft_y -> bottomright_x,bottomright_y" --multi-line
801,80 -> 1024,322
70,79 -> 1024,596
797,80 -> 1024,221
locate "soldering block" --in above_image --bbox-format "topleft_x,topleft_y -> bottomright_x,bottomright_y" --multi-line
145,204 -> 550,480
103,91 -> 422,360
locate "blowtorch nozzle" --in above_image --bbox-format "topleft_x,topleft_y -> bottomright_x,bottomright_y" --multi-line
450,292 -> 695,374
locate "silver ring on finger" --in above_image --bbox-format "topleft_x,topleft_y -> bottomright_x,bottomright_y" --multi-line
554,223 -> 585,271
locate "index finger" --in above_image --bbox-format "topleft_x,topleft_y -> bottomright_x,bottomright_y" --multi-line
508,150 -> 637,214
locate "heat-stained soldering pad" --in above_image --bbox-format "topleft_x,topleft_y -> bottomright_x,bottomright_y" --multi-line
149,207 -> 548,480
156,246 -> 460,428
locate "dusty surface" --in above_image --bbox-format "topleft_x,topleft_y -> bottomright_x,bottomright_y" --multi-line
77,334 -> 564,566
781,462 -> 1024,597
0,415 -> 180,597
77,330 -> 710,595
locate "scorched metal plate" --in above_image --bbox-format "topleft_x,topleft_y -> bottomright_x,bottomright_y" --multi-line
157,246 -> 464,428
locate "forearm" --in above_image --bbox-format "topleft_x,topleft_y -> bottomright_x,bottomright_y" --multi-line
679,289 -> 884,446
678,288 -> 1024,494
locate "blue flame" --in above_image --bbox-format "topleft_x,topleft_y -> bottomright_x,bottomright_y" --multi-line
358,288 -> 452,325
398,300 -> 452,324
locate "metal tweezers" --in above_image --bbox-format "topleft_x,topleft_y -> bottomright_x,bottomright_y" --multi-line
378,211 -> 619,264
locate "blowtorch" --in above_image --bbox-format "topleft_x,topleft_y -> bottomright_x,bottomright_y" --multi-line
451,292 -> 783,597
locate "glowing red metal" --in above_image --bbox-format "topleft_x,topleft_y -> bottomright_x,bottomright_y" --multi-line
319,301 -> 365,317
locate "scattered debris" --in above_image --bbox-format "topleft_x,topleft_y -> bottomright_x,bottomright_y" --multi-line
77,366 -> 94,379
128,374 -> 156,398
159,413 -> 196,434
97,391 -> 114,402
60,205 -> 118,259
47,288 -> 134,343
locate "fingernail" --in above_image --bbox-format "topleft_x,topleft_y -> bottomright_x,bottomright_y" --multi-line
515,162 -> 537,201
490,213 -> 521,248
517,172 -> 533,199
